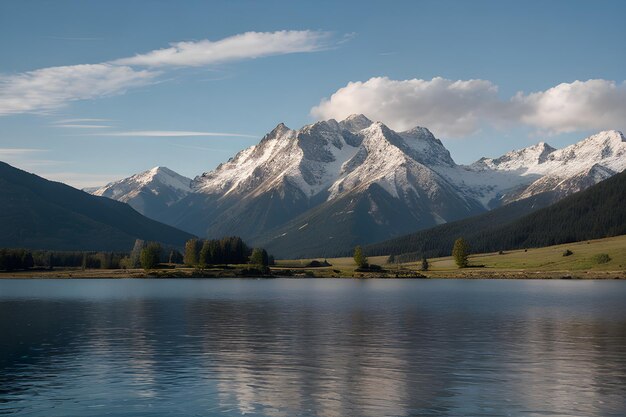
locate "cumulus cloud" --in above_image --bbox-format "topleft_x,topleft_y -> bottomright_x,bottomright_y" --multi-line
312,77 -> 626,137
312,77 -> 500,136
0,64 -> 157,115
114,30 -> 331,67
511,79 -> 626,134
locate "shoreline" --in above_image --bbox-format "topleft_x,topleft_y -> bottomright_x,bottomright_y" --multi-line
1,267 -> 624,280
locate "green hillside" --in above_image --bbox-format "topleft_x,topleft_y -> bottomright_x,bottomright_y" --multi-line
0,162 -> 194,251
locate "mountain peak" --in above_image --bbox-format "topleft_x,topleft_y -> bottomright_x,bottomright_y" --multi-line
92,166 -> 192,214
339,114 -> 373,133
149,166 -> 174,176
400,126 -> 437,142
272,122 -> 290,134
579,129 -> 625,146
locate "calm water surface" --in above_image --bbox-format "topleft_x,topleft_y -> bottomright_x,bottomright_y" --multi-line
1,279 -> 625,416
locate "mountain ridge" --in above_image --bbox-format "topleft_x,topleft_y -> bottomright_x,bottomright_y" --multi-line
87,116 -> 626,258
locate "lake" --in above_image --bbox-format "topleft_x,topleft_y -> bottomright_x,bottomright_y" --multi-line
1,279 -> 625,416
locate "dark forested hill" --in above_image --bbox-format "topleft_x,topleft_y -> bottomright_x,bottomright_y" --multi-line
366,169 -> 626,260
0,162 -> 194,251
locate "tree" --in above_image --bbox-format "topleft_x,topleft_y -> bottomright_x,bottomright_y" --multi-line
184,239 -> 200,266
140,243 -> 162,270
130,239 -> 146,268
249,248 -> 269,266
353,246 -> 368,268
199,240 -> 212,267
169,249 -> 183,264
452,238 -> 469,268
421,257 -> 429,271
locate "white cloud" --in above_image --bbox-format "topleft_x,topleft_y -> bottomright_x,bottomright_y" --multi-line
56,118 -> 114,123
54,124 -> 112,129
40,172 -> 126,189
0,148 -> 47,157
88,130 -> 256,137
0,30 -> 335,116
114,30 -> 330,67
0,64 -> 157,115
511,79 -> 626,134
312,77 -> 626,137
311,77 -> 500,137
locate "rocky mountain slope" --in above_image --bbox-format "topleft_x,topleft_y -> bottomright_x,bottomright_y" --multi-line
166,115 -> 486,253
89,116 -> 626,258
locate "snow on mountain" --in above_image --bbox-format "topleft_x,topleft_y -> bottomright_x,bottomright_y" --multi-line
191,115 -> 470,209
169,115 -> 486,254
464,130 -> 626,204
92,166 -> 192,217
89,116 -> 625,258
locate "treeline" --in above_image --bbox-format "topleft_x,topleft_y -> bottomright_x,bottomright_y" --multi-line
0,248 -> 129,271
183,236 -> 273,267
0,249 -> 34,271
184,236 -> 250,266
367,170 -> 626,261
0,236 -> 273,272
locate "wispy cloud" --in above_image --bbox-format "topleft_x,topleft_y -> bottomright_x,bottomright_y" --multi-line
0,148 -> 47,156
0,30 -> 336,116
88,130 -> 257,138
0,64 -> 158,115
56,118 -> 113,123
312,77 -> 626,137
54,124 -> 112,129
46,36 -> 104,41
40,172 -> 126,189
114,30 -> 331,67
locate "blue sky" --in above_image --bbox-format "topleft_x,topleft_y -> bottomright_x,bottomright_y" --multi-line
1,0 -> 625,187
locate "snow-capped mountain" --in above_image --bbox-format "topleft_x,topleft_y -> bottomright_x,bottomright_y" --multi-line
466,130 -> 626,203
92,166 -> 192,219
89,116 -> 625,258
165,115 -> 484,254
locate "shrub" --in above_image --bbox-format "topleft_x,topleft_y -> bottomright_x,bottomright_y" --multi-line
592,253 -> 611,264
249,248 -> 269,267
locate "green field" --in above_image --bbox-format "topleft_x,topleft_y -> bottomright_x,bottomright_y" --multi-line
277,235 -> 626,278
421,235 -> 626,272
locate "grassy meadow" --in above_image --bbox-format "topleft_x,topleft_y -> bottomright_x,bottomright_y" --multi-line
276,235 -> 626,278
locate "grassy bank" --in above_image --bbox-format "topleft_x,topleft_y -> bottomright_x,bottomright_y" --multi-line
276,235 -> 626,279
1,235 -> 625,279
